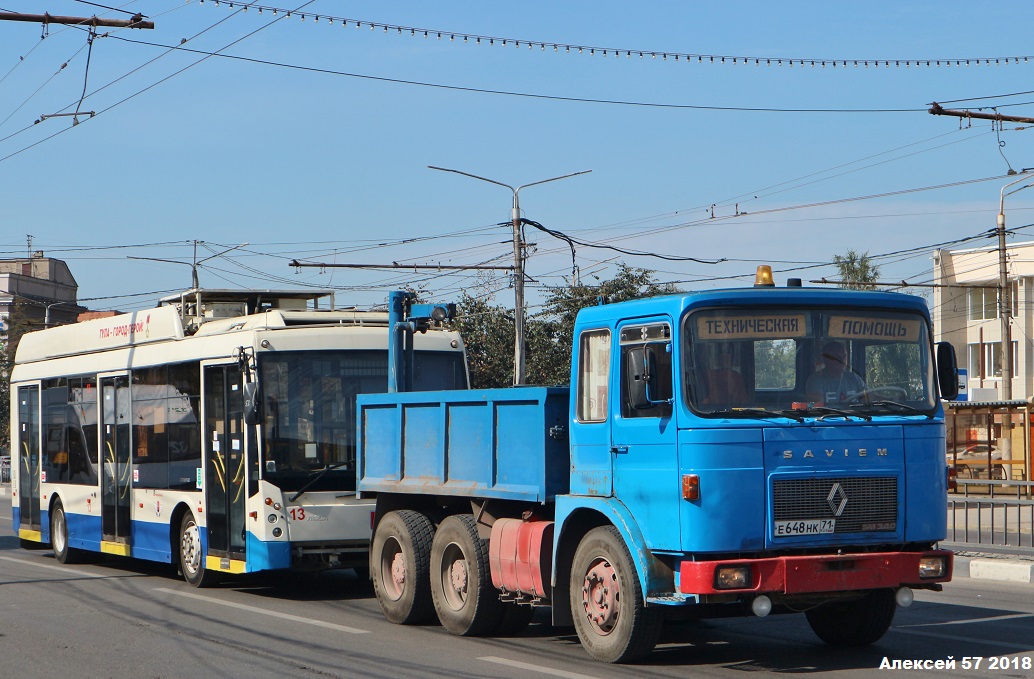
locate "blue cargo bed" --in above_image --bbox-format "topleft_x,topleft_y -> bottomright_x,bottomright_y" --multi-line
357,386 -> 571,502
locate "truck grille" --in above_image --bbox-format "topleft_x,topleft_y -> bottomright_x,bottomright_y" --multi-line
772,477 -> 898,533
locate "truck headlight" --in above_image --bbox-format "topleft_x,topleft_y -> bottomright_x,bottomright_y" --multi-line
715,565 -> 751,589
918,556 -> 947,579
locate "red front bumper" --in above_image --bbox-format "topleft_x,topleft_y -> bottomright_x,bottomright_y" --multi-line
679,550 -> 953,595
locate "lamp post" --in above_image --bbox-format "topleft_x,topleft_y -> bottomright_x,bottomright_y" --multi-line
44,300 -> 77,327
997,172 -> 1034,401
996,171 -> 1033,465
428,166 -> 591,385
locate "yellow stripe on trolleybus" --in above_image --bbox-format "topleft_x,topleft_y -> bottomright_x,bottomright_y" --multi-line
18,529 -> 42,542
101,541 -> 132,556
206,556 -> 247,574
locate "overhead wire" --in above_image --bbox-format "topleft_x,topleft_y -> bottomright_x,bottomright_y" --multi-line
106,35 -> 928,114
0,1 -> 312,163
189,2 -> 1034,70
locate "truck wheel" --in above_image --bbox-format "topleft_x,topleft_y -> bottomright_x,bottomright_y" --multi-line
430,514 -> 503,636
494,602 -> 535,636
805,589 -> 896,646
179,512 -> 220,588
372,510 -> 435,625
51,501 -> 84,565
570,526 -> 662,663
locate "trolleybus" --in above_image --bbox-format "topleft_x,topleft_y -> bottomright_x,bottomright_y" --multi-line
10,289 -> 466,586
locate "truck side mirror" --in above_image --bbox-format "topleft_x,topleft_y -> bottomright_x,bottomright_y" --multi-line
627,346 -> 672,409
935,342 -> 959,401
243,381 -> 262,425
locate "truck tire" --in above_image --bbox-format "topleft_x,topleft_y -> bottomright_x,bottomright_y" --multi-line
372,510 -> 436,625
805,588 -> 896,646
570,526 -> 662,663
430,514 -> 503,636
179,512 -> 220,588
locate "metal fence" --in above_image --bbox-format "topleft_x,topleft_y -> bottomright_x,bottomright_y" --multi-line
0,456 -> 9,484
947,479 -> 1034,551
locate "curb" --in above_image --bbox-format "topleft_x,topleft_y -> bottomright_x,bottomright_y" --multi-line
953,553 -> 1034,584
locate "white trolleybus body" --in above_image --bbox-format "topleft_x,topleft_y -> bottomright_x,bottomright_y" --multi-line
10,289 -> 467,585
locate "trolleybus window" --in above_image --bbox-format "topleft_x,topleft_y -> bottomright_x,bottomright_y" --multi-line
132,363 -> 202,490
260,350 -> 465,492
41,377 -> 98,486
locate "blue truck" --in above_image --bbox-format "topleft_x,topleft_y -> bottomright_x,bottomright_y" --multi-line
358,272 -> 959,663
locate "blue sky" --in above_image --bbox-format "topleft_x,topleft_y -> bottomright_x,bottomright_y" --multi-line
2,1 -> 1034,314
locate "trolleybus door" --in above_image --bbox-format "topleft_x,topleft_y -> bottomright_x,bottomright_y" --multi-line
17,385 -> 42,536
203,365 -> 247,562
101,376 -> 132,545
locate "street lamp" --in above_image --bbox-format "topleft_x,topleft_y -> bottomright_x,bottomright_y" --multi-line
996,171 -> 1033,464
44,300 -> 78,327
996,171 -> 1034,401
428,165 -> 591,385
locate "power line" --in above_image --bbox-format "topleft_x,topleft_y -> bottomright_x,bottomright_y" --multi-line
191,2 -> 1034,70
108,35 -> 927,114
0,2 -> 308,163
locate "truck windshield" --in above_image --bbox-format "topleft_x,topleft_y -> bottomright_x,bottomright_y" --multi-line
259,350 -> 465,492
685,307 -> 936,418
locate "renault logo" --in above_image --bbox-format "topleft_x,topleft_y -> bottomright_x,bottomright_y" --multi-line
827,483 -> 848,517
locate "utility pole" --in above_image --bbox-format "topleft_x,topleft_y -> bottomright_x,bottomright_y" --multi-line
996,172 -> 1034,401
0,12 -> 154,29
428,166 -> 591,385
995,172 -> 1033,464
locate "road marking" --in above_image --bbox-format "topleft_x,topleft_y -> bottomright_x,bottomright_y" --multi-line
900,612 -> 1034,627
479,656 -> 601,679
154,588 -> 369,634
0,555 -> 107,578
895,627 -> 1034,652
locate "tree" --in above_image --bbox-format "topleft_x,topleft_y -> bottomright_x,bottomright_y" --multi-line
450,266 -> 678,389
527,266 -> 680,386
451,283 -> 515,389
832,249 -> 880,290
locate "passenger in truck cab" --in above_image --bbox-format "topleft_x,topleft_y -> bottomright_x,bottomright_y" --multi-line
806,341 -> 865,406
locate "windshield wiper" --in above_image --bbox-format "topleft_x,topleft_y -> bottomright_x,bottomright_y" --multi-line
709,407 -> 804,423
289,462 -> 350,502
850,400 -> 929,418
806,405 -> 871,422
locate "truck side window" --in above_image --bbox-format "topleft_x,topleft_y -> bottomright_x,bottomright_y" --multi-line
576,330 -> 611,422
621,344 -> 673,418
619,323 -> 673,419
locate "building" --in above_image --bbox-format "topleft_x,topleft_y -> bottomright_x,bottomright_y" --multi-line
932,241 -> 1034,401
0,253 -> 85,336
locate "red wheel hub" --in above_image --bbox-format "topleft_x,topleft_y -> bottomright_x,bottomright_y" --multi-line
581,557 -> 620,634
390,552 -> 406,591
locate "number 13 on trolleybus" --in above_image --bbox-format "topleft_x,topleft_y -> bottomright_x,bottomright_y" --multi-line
9,289 -> 466,585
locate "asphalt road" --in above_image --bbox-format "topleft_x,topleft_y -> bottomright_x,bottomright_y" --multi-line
1,505 -> 1032,678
